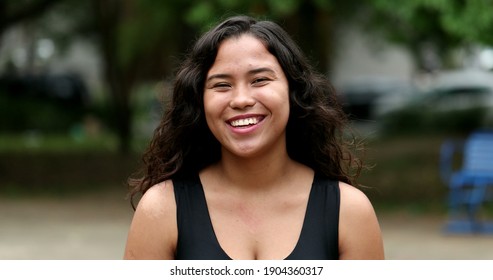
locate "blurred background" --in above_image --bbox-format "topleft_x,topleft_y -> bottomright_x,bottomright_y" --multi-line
1,0 -> 493,259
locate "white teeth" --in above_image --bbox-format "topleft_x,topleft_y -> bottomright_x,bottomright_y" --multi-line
230,117 -> 259,127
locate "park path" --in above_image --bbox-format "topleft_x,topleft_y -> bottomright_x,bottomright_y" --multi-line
1,190 -> 493,260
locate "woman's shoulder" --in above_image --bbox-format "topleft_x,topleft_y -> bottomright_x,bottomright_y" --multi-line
338,182 -> 374,210
337,181 -> 380,230
137,180 -> 176,213
124,180 -> 177,259
337,181 -> 384,259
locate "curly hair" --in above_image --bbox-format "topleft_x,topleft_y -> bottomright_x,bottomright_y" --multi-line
128,15 -> 362,207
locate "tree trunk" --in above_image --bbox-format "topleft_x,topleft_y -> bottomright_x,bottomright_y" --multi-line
92,0 -> 134,154
284,2 -> 331,74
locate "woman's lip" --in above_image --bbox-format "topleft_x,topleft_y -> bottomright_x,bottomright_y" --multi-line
226,114 -> 265,123
226,114 -> 266,133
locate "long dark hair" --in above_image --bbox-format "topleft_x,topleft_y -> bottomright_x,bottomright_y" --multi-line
128,15 -> 362,206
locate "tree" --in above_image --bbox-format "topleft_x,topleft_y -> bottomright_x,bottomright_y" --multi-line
364,0 -> 493,72
440,0 -> 493,46
0,0 -> 64,37
90,0 -> 200,153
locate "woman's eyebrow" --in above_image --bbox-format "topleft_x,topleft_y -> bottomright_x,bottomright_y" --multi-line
248,67 -> 276,76
206,73 -> 231,82
206,67 -> 276,82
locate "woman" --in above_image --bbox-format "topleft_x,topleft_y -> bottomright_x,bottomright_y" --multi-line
124,15 -> 384,260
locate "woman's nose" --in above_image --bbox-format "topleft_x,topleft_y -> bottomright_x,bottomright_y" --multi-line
229,86 -> 256,109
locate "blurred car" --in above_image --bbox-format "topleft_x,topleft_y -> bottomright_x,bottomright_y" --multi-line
336,77 -> 414,121
0,73 -> 89,106
0,73 -> 90,132
377,70 -> 493,134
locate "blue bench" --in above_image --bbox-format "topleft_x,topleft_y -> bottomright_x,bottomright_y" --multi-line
440,131 -> 493,234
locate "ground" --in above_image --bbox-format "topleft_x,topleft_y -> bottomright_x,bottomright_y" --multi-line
1,189 -> 493,260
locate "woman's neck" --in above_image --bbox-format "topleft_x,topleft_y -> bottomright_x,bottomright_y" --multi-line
212,147 -> 300,192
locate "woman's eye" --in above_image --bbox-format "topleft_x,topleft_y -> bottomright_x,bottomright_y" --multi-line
213,83 -> 231,89
252,78 -> 270,85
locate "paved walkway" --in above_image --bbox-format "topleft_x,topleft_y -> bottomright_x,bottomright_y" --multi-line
380,212 -> 493,259
1,192 -> 492,260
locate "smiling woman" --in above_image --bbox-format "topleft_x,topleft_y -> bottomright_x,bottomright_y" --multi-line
124,15 -> 384,260
203,34 -> 290,159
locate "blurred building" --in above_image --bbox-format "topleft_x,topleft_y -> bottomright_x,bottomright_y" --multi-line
330,23 -> 415,87
0,24 -> 103,98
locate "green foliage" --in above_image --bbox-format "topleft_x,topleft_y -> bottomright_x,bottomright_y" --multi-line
116,0 -> 185,70
0,92 -> 85,133
365,0 -> 493,70
266,0 -> 301,16
185,1 -> 215,27
182,0 -> 342,30
0,132 -> 118,154
441,0 -> 493,45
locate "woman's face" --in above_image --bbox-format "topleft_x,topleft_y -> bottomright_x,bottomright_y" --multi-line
203,34 -> 290,159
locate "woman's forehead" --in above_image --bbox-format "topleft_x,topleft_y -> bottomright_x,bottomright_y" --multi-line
207,34 -> 282,76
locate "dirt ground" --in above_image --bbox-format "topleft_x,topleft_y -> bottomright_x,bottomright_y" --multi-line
1,190 -> 493,260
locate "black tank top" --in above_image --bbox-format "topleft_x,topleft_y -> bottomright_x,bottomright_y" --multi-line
173,173 -> 340,260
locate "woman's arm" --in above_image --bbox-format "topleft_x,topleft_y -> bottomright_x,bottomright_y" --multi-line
123,180 -> 177,260
338,182 -> 385,260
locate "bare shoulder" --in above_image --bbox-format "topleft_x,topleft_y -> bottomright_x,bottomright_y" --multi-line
123,180 -> 177,260
339,182 -> 375,213
135,180 -> 176,216
338,182 -> 385,259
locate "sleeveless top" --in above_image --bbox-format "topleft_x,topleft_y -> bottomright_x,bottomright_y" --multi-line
173,173 -> 340,260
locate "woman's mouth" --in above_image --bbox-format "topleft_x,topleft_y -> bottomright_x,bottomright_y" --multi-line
228,116 -> 264,128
